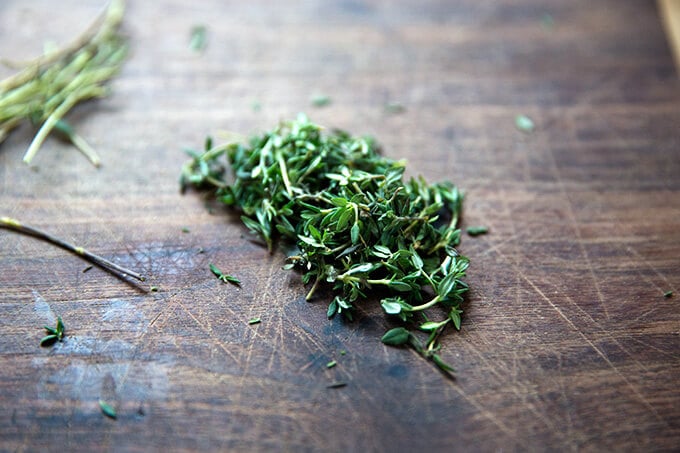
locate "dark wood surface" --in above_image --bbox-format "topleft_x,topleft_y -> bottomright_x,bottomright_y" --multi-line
1,1 -> 679,451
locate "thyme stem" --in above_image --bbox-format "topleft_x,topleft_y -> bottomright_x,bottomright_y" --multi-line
0,216 -> 144,282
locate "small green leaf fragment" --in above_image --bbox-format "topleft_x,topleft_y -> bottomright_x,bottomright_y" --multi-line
340,350 -> 347,355
419,321 -> 442,332
350,223 -> 360,244
99,400 -> 117,419
248,317 -> 261,325
431,354 -> 455,373
515,115 -> 535,133
40,334 -> 58,347
326,360 -> 337,368
181,227 -> 190,233
189,25 -> 207,52
209,263 -> 223,278
381,327 -> 410,346
381,299 -> 402,315
311,95 -> 331,107
466,226 -> 488,236
664,291 -> 673,298
44,326 -> 58,335
222,274 -> 241,286
327,299 -> 338,319
385,102 -> 405,114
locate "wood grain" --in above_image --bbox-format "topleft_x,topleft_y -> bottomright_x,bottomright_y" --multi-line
1,0 -> 679,451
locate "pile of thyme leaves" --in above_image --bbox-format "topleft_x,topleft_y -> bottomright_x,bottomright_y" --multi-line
180,114 -> 469,373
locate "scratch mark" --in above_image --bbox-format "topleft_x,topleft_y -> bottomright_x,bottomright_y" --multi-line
522,274 -> 667,425
545,145 -> 609,320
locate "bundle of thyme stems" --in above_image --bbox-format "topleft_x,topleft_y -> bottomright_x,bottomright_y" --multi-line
0,0 -> 127,167
182,114 -> 470,372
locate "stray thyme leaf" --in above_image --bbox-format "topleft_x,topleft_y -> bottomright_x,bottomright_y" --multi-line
466,226 -> 488,236
150,286 -> 159,292
326,360 -> 337,369
515,115 -> 535,133
189,25 -> 208,52
181,227 -> 190,233
311,95 -> 331,107
41,316 -> 64,347
0,0 -> 128,166
209,263 -> 241,286
385,102 -> 405,114
664,290 -> 673,298
99,400 -> 117,419
182,114 -> 470,373
248,317 -> 261,325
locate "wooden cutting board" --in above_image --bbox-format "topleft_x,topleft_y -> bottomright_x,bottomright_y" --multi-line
1,0 -> 679,450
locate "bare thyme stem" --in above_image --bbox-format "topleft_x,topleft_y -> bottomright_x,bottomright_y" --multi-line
0,216 -> 145,282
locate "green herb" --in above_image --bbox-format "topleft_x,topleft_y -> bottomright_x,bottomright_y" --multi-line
466,226 -> 488,236
515,115 -> 535,133
326,382 -> 347,389
209,263 -> 241,286
181,114 -> 469,373
0,0 -> 127,166
311,95 -> 331,107
41,316 -> 65,347
540,13 -> 555,30
150,286 -> 159,292
326,360 -> 337,369
664,290 -> 673,298
340,350 -> 346,355
181,227 -> 190,233
189,25 -> 208,52
99,400 -> 117,419
1,217 -> 144,282
248,317 -> 261,325
385,102 -> 405,114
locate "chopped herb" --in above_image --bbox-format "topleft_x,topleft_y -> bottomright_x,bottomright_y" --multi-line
0,0 -> 127,166
340,350 -> 347,356
326,360 -> 337,369
541,13 -> 555,30
664,290 -> 673,298
248,317 -> 261,325
0,217 -> 145,282
327,382 -> 347,389
311,95 -> 331,107
181,114 -> 469,373
209,263 -> 241,286
181,227 -> 190,233
150,286 -> 159,292
515,115 -> 535,133
99,400 -> 117,419
466,226 -> 488,236
41,316 -> 65,347
384,102 -> 405,114
189,25 -> 207,52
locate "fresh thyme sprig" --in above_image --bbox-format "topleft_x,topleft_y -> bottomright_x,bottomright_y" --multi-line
0,216 -> 145,282
181,114 -> 469,372
0,0 -> 127,166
